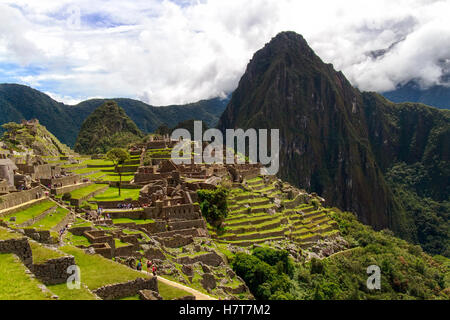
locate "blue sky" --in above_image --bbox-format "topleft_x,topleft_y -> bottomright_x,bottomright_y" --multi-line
0,0 -> 448,105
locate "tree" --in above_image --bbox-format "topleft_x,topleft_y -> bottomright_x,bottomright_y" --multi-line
106,148 -> 130,197
197,187 -> 229,227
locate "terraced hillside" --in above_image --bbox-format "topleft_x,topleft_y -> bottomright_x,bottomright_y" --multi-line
63,155 -> 140,183
209,176 -> 339,248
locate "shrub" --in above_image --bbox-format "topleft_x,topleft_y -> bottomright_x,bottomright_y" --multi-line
62,193 -> 71,201
197,187 -> 229,227
310,258 -> 325,274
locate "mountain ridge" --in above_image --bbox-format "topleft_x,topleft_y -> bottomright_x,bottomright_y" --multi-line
0,83 -> 229,147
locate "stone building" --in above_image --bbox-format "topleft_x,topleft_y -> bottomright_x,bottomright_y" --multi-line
0,158 -> 18,187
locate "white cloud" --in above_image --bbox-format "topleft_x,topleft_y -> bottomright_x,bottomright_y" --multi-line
0,0 -> 448,105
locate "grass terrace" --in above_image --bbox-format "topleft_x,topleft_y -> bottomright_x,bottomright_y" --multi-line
70,184 -> 109,200
29,241 -> 64,265
46,283 -> 97,300
64,232 -> 91,247
1,200 -> 55,226
97,173 -> 135,182
27,207 -> 70,231
112,218 -> 154,225
0,254 -> 52,300
84,159 -> 114,167
91,187 -> 140,202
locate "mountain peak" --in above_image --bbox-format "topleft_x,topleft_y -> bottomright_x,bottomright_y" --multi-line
74,100 -> 144,154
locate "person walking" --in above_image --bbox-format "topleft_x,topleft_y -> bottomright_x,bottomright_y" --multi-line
152,265 -> 157,277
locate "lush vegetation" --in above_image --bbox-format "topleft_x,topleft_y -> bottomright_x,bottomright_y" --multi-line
232,247 -> 295,300
197,187 -> 229,227
385,162 -> 449,257
229,209 -> 449,300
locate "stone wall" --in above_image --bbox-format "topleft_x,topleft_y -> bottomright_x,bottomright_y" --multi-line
114,244 -> 137,257
52,182 -> 94,196
93,200 -> 140,209
139,221 -> 166,234
68,226 -> 93,236
42,175 -> 80,189
23,228 -> 53,244
168,219 -> 206,232
93,277 -> 158,300
69,184 -> 108,206
107,210 -> 144,220
176,252 -> 224,267
17,205 -> 57,228
156,234 -> 194,248
0,237 -> 33,266
31,256 -> 76,285
0,187 -> 43,211
0,198 -> 46,217
154,228 -> 202,239
52,211 -> 74,233
143,203 -> 201,221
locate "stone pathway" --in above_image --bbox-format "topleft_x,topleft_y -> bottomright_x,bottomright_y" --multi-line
142,271 -> 217,300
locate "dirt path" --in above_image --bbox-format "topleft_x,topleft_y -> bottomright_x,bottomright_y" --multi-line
142,271 -> 217,300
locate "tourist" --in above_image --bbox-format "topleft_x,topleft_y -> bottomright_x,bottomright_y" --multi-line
136,260 -> 142,271
146,260 -> 152,270
152,265 -> 157,277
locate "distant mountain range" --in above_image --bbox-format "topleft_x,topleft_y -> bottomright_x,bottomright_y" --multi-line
218,31 -> 449,256
0,83 -> 229,147
382,81 -> 450,109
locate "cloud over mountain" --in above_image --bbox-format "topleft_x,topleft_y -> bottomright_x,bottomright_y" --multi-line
0,0 -> 448,105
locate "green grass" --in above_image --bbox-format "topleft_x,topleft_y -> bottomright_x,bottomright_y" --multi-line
3,201 -> 55,226
84,159 -> 114,166
47,283 -> 97,300
115,239 -> 130,248
158,281 -> 191,300
119,294 -> 140,300
30,241 -> 64,264
113,218 -> 154,225
64,233 -> 91,247
0,254 -> 52,300
92,187 -> 140,201
85,172 -> 107,180
59,245 -> 150,290
73,167 -> 102,175
0,227 -> 21,240
70,184 -> 109,200
98,174 -> 135,182
28,207 -> 70,230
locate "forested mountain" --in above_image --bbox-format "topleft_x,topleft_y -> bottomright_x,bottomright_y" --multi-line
0,83 -> 229,146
